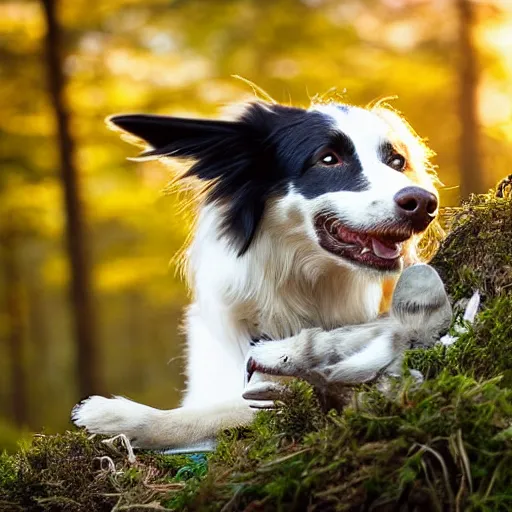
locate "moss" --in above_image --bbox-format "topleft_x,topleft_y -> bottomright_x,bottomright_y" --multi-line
5,377 -> 512,511
0,431 -> 116,512
0,451 -> 17,493
432,192 -> 512,302
407,294 -> 512,382
3,187 -> 512,511
0,431 -> 204,511
171,375 -> 512,511
407,190 -> 512,382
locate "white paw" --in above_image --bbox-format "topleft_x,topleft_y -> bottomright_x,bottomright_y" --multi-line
71,395 -> 152,444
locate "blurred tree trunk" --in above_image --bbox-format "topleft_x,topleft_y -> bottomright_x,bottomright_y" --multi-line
27,264 -> 50,378
457,0 -> 485,199
40,0 -> 102,397
2,228 -> 28,427
127,291 -> 144,391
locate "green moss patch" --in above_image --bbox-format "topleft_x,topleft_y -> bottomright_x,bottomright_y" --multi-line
175,376 -> 512,511
407,293 -> 512,383
0,431 -> 203,511
432,193 -> 512,302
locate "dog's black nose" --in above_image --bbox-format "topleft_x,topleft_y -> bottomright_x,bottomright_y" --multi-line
394,186 -> 438,232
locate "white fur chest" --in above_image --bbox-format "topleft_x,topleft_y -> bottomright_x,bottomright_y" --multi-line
187,207 -> 384,346
238,269 -> 384,341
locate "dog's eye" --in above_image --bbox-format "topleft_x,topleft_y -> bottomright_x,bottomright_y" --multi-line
388,153 -> 406,171
318,151 -> 342,166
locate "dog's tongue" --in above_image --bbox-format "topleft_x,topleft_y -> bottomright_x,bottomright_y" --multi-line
371,238 -> 401,259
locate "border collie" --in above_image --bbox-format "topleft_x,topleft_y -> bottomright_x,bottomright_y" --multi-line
72,100 -> 449,451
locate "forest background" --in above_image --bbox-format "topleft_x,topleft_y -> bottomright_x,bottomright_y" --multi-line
1,0 -> 510,451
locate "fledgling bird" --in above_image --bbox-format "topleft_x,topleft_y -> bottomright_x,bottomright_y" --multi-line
244,264 -> 452,400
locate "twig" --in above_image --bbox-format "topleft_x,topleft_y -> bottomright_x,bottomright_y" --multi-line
314,475 -> 367,498
420,459 -> 443,512
95,455 -> 117,473
102,434 -> 137,464
257,448 -> 311,470
220,486 -> 244,512
115,503 -> 167,511
455,429 -> 473,494
413,443 -> 455,506
484,457 -> 507,500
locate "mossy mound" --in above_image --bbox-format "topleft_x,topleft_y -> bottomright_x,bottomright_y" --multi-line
406,293 -> 512,384
3,377 -> 512,511
0,431 -> 204,511
407,189 -> 512,383
1,190 -> 512,511
432,192 -> 512,303
178,376 -> 512,511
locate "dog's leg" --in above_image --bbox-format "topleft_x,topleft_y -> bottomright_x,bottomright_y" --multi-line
72,395 -> 272,450
72,307 -> 275,449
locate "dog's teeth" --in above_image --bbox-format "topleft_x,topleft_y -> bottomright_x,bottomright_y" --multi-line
361,247 -> 370,255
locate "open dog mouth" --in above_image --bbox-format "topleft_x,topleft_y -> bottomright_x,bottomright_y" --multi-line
314,214 -> 412,271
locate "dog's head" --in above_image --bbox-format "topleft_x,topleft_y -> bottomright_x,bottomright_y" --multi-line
109,101 -> 438,274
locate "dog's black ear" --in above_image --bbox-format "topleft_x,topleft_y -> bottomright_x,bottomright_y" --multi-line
108,103 -> 318,255
108,105 -> 281,255
107,114 -> 242,161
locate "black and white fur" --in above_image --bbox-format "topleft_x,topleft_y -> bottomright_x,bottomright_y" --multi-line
72,100 -> 447,450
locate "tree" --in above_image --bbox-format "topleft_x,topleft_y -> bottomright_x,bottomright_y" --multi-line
1,223 -> 27,427
457,0 -> 485,198
40,0 -> 102,397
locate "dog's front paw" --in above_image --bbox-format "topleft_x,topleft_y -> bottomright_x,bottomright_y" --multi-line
71,395 -> 150,445
72,395 -> 126,433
